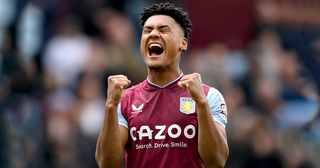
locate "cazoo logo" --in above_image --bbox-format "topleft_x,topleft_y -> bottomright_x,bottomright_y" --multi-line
130,124 -> 196,141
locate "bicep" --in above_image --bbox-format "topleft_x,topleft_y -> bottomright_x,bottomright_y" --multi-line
117,103 -> 129,148
214,122 -> 228,146
119,125 -> 128,148
207,87 -> 229,147
207,87 -> 228,128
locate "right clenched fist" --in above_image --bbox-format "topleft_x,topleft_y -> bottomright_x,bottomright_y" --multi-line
106,75 -> 131,107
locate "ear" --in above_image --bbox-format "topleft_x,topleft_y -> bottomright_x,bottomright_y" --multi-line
180,38 -> 188,51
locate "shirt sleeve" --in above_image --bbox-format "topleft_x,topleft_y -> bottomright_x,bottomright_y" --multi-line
117,103 -> 128,128
206,87 -> 228,128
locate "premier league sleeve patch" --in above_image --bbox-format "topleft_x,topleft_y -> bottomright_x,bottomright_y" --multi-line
180,97 -> 196,114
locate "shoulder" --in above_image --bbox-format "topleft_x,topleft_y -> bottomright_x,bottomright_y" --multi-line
202,84 -> 211,95
203,84 -> 226,107
202,84 -> 223,97
203,85 -> 228,127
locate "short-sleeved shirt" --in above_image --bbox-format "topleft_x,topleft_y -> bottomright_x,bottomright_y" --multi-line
117,74 -> 227,168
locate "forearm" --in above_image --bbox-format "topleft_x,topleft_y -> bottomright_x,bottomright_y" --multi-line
96,104 -> 124,168
197,100 -> 229,168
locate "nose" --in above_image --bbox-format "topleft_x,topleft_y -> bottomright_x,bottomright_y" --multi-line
149,28 -> 160,38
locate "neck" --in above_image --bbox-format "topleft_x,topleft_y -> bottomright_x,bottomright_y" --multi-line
147,67 -> 181,87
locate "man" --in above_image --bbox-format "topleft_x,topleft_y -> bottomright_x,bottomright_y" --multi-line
96,2 -> 229,168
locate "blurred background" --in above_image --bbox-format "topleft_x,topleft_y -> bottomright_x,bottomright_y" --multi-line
0,0 -> 319,167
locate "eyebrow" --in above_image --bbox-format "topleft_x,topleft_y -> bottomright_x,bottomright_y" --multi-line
158,25 -> 170,29
143,25 -> 170,29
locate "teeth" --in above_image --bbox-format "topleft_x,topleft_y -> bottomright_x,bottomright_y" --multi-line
149,43 -> 162,48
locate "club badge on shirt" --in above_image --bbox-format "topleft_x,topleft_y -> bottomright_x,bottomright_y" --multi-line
180,97 -> 196,114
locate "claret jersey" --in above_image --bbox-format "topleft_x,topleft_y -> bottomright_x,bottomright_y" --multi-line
117,74 -> 227,168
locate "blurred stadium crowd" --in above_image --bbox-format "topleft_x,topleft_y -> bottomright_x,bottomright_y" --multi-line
0,0 -> 319,168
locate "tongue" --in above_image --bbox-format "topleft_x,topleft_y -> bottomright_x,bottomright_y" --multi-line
149,46 -> 163,56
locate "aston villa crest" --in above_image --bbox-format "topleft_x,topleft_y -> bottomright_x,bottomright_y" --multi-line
180,97 -> 196,114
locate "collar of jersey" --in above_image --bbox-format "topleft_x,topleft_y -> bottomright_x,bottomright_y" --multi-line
145,71 -> 183,89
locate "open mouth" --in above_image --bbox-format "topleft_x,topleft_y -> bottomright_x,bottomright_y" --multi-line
148,43 -> 164,56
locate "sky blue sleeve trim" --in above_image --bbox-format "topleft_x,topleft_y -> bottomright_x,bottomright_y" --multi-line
206,87 -> 228,128
117,103 -> 128,128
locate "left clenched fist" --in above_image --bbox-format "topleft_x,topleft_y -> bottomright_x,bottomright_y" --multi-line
177,73 -> 207,103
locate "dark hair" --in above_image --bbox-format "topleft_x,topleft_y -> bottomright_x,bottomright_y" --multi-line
140,2 -> 192,39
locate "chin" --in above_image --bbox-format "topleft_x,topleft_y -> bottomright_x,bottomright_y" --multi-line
147,64 -> 163,70
145,62 -> 164,70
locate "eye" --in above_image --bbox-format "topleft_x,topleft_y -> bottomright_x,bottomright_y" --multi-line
143,27 -> 153,34
159,26 -> 170,33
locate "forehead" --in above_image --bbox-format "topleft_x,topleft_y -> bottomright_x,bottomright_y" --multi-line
144,15 -> 178,27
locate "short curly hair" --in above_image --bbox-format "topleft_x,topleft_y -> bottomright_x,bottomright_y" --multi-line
140,2 -> 192,39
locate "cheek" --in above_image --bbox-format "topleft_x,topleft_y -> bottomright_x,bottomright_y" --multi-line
140,38 -> 146,54
166,39 -> 180,52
